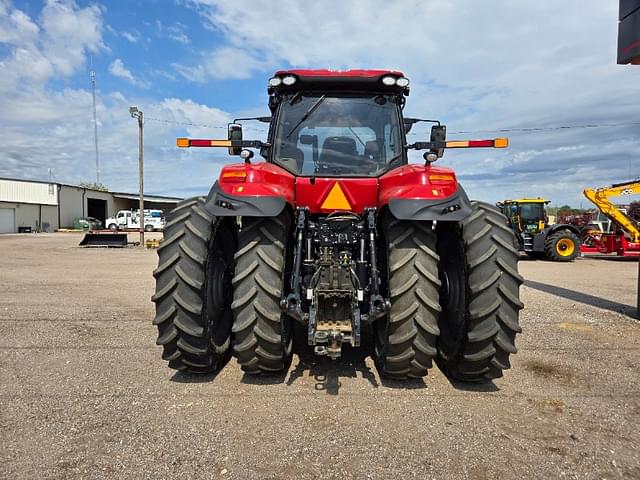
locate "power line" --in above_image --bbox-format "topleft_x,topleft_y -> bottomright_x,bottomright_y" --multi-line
144,116 -> 226,129
143,116 -> 267,132
144,116 -> 640,136
448,121 -> 640,135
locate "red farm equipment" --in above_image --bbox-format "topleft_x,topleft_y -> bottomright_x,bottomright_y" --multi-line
152,69 -> 524,382
582,180 -> 640,257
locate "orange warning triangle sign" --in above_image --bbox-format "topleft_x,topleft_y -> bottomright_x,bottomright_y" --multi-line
320,182 -> 351,210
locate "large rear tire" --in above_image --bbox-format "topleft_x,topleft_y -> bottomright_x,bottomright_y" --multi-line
375,217 -> 441,379
544,230 -> 580,262
436,201 -> 523,382
152,197 -> 236,373
231,213 -> 293,374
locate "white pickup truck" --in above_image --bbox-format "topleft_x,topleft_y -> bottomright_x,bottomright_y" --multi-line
105,209 -> 166,232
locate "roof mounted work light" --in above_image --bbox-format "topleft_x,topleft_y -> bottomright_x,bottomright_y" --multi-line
381,75 -> 396,86
281,75 -> 297,86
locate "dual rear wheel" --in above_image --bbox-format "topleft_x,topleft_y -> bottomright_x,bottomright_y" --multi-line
375,201 -> 524,381
151,197 -> 235,372
152,197 -> 291,375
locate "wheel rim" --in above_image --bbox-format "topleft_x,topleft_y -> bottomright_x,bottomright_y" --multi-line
208,256 -> 233,310
435,225 -> 467,362
440,261 -> 465,340
556,238 -> 575,256
205,224 -> 235,349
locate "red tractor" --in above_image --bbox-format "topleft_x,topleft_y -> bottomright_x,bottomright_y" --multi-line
152,69 -> 523,382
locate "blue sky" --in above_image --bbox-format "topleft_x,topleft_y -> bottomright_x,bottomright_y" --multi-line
1,0 -> 639,205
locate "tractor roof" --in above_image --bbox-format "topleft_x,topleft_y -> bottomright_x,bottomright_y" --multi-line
268,69 -> 410,94
275,69 -> 405,78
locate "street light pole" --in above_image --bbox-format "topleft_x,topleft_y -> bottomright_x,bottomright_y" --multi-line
129,106 -> 144,246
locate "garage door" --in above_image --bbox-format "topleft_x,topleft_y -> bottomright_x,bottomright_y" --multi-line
0,208 -> 15,233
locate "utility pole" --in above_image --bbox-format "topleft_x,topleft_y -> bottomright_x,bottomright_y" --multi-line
129,106 -> 144,246
90,59 -> 100,184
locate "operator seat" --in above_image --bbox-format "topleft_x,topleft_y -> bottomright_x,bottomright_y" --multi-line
363,141 -> 379,161
318,136 -> 359,173
361,140 -> 382,173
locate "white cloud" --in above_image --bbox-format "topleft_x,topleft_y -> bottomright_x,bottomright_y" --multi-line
0,1 -> 231,197
0,0 -> 105,88
179,0 -> 640,204
166,23 -> 190,44
0,2 -> 39,45
172,46 -> 268,82
160,98 -> 230,137
156,20 -> 191,45
120,30 -> 139,43
106,24 -> 141,43
39,0 -> 105,76
108,58 -> 134,82
0,82 -> 234,195
108,58 -> 150,88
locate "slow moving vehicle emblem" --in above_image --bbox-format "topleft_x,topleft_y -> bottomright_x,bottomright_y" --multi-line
321,182 -> 351,210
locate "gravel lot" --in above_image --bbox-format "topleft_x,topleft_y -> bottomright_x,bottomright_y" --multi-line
1,232 -> 638,479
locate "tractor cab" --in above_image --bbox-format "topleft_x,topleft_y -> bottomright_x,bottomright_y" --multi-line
498,198 -> 549,235
222,70 -> 465,178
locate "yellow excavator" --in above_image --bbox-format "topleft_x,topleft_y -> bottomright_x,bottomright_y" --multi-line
497,198 -> 581,261
582,180 -> 640,256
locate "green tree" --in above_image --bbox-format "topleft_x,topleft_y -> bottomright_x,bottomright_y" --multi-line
79,182 -> 108,191
557,204 -> 573,215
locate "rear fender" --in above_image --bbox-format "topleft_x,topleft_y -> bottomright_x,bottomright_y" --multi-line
202,162 -> 294,217
545,224 -> 581,238
380,164 -> 472,221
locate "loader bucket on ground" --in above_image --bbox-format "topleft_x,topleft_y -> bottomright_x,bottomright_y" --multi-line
79,232 -> 128,248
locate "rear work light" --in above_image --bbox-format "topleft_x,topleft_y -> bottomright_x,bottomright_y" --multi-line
381,75 -> 410,87
381,76 -> 396,86
282,75 -> 297,86
269,75 -> 296,87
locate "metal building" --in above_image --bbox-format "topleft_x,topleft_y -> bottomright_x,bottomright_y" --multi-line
0,177 -> 182,233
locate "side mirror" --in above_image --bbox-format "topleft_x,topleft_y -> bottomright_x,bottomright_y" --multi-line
430,125 -> 446,158
228,123 -> 243,155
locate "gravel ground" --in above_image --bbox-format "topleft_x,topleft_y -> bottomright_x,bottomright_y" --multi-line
1,232 -> 638,479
